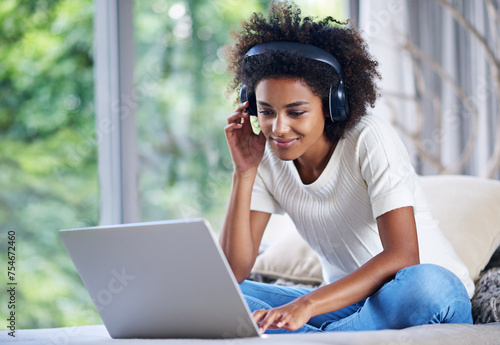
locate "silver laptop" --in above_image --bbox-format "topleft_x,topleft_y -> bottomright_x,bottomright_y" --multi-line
59,218 -> 260,339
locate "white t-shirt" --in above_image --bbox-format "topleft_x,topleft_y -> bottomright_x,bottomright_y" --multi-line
250,114 -> 475,298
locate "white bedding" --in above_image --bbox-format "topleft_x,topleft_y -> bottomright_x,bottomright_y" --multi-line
2,323 -> 500,345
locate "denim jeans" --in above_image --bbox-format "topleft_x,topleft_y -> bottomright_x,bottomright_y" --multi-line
240,264 -> 472,333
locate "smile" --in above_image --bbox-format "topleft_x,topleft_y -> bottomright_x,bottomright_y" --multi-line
272,138 -> 299,148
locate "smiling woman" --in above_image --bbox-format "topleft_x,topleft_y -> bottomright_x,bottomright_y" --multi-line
220,0 -> 474,335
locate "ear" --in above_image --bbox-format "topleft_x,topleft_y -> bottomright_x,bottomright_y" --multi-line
322,98 -> 331,119
323,110 -> 332,124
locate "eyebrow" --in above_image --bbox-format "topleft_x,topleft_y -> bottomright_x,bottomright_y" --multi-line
257,101 -> 310,108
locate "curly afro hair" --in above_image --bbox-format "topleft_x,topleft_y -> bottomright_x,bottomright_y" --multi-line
225,1 -> 381,141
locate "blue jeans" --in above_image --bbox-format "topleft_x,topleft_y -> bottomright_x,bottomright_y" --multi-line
240,264 -> 472,333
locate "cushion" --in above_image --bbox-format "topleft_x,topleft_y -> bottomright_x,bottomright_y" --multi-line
253,228 -> 323,284
252,175 -> 500,284
420,175 -> 500,281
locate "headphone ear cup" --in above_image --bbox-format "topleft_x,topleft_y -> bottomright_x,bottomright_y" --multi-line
329,81 -> 349,122
247,92 -> 257,116
240,83 -> 257,116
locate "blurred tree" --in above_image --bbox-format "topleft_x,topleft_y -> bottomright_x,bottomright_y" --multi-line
0,0 -> 101,329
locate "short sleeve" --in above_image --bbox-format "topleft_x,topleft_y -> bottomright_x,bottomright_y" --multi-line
250,169 -> 285,215
358,117 -> 417,220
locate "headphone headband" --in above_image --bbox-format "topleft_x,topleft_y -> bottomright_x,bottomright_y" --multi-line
245,41 -> 343,76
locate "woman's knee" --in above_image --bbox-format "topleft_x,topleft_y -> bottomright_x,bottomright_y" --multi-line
396,264 -> 468,301
395,264 -> 472,324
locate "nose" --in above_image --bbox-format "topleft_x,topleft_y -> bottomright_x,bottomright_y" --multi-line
272,113 -> 290,136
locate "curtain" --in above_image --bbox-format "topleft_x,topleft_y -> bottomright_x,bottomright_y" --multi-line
356,0 -> 500,179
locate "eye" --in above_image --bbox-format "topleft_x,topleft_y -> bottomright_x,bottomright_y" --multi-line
258,109 -> 273,116
289,111 -> 306,117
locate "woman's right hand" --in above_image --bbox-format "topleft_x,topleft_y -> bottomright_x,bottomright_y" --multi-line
224,101 -> 266,175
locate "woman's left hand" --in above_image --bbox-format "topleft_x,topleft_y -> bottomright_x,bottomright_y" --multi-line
252,299 -> 313,333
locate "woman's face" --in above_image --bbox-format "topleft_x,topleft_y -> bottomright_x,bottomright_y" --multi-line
255,78 -> 331,164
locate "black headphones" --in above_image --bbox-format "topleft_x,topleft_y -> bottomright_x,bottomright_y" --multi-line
239,41 -> 349,122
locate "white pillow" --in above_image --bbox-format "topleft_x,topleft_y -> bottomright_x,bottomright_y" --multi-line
253,228 -> 323,284
419,175 -> 500,281
252,175 -> 500,283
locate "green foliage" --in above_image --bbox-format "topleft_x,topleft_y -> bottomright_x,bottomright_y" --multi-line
0,0 -> 99,329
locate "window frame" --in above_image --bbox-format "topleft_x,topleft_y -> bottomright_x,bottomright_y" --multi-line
94,0 -> 139,224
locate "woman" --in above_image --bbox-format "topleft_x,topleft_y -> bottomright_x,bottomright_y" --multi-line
220,1 -> 473,334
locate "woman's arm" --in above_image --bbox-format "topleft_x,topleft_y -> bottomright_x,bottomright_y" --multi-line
253,206 -> 419,332
219,102 -> 269,283
220,174 -> 271,282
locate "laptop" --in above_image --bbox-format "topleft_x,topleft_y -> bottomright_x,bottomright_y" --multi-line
59,218 -> 261,339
